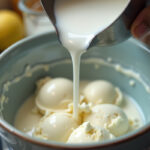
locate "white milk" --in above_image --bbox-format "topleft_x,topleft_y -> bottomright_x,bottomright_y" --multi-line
54,0 -> 130,119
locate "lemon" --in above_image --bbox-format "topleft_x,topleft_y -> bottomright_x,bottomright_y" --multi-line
0,10 -> 25,51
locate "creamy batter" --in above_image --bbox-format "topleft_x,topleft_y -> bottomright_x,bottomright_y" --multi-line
15,77 -> 143,143
54,0 -> 130,119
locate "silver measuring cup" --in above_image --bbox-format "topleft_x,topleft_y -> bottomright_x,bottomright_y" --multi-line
41,0 -> 147,47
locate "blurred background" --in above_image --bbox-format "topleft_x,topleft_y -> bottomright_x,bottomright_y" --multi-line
0,0 -> 55,52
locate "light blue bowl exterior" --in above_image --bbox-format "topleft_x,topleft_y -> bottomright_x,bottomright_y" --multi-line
0,32 -> 150,149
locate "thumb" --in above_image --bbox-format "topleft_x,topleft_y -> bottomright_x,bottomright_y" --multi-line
131,6 -> 150,45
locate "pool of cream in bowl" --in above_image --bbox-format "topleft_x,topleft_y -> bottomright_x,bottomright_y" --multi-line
14,59 -> 145,143
0,33 -> 150,149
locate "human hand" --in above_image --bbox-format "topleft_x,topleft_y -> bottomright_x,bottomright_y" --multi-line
131,6 -> 150,45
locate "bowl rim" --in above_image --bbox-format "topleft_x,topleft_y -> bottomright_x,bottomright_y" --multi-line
0,32 -> 150,149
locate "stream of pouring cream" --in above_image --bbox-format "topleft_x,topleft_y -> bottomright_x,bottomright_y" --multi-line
54,0 -> 130,119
